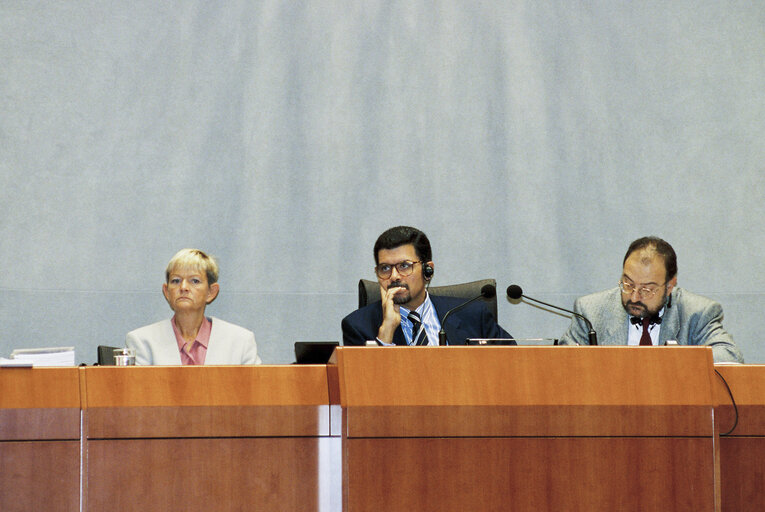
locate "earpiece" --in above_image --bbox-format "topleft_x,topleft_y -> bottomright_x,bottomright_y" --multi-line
423,263 -> 434,280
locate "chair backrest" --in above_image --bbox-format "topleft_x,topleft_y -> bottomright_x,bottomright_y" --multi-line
97,345 -> 119,366
358,278 -> 499,320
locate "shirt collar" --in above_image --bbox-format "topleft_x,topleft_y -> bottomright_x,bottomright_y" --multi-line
171,315 -> 212,349
398,292 -> 432,319
629,306 -> 665,326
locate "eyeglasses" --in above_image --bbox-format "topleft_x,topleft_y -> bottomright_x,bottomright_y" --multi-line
374,260 -> 423,279
618,280 -> 666,299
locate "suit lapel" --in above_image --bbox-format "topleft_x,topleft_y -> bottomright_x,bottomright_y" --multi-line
392,328 -> 407,345
658,291 -> 680,345
161,319 -> 183,365
204,316 -> 220,364
601,291 -> 629,345
431,296 -> 464,345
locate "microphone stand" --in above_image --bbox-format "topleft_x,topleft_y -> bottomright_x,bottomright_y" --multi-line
437,295 -> 486,345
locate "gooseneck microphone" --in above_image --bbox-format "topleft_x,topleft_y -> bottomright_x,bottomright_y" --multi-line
438,284 -> 496,346
506,284 -> 598,346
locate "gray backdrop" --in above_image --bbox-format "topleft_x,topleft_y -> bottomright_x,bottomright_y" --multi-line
1,2 -> 763,365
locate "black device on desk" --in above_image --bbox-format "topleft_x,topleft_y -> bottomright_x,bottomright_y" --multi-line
465,338 -> 518,346
97,345 -> 119,365
294,341 -> 339,364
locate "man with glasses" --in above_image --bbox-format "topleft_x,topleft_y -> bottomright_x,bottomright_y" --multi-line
558,236 -> 743,362
341,226 -> 512,346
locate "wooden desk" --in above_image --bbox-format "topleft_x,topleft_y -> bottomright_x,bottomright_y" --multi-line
1,356 -> 735,512
330,346 -> 720,512
81,365 -> 340,512
714,365 -> 765,512
0,368 -> 81,512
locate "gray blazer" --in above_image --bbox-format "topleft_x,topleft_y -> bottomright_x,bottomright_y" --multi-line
558,287 -> 743,363
126,317 -> 262,365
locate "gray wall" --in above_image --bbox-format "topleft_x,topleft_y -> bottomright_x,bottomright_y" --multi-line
1,2 -> 763,365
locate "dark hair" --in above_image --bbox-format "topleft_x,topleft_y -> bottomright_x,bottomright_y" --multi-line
373,226 -> 432,264
623,236 -> 677,281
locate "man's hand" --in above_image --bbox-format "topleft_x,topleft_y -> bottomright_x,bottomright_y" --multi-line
377,284 -> 405,343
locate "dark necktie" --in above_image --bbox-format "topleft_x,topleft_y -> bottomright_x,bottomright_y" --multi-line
630,315 -> 661,346
407,311 -> 429,346
640,317 -> 652,346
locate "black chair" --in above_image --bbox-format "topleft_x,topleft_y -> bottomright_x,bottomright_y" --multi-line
97,345 -> 120,366
358,278 -> 499,320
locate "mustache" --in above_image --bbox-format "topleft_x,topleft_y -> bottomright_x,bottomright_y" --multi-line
626,300 -> 647,310
388,281 -> 409,290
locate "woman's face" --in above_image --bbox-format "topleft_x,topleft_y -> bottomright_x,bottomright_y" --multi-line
162,266 -> 219,313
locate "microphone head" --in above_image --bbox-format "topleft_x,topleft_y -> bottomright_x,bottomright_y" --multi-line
480,284 -> 496,299
506,284 -> 523,300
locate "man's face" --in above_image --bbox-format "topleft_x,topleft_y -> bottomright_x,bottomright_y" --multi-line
376,244 -> 430,309
620,250 -> 676,318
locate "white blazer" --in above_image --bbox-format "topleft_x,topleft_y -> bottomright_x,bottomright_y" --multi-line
126,317 -> 262,365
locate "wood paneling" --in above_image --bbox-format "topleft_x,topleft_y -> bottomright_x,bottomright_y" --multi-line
719,437 -> 765,512
713,365 -> 765,435
345,437 -> 716,512
0,367 -> 80,440
83,365 -> 330,407
80,365 -> 340,511
0,368 -> 81,409
83,365 -> 332,437
0,369 -> 81,511
0,441 -> 80,512
714,365 -> 765,512
87,404 -> 328,438
0,407 -> 80,440
344,404 -> 713,437
87,437 -> 339,512
332,347 -> 719,512
2,358 -> 750,512
332,346 -> 714,407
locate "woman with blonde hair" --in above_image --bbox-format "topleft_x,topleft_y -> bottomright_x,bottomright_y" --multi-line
126,249 -> 261,365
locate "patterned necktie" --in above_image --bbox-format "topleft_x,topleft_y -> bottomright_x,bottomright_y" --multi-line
640,317 -> 652,346
407,311 -> 429,346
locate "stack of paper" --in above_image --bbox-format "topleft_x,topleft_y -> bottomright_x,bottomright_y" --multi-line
9,347 -> 76,367
0,357 -> 33,367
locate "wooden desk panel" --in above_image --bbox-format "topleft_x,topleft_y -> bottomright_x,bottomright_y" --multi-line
713,365 -> 765,435
0,368 -> 80,440
332,346 -> 716,437
345,437 -> 716,512
0,368 -> 81,409
0,368 -> 81,512
0,441 -> 80,512
333,347 -> 715,408
86,404 -> 328,438
333,347 -> 719,512
344,403 -> 714,437
83,365 -> 332,438
84,366 -> 330,407
714,365 -> 765,512
87,437 -> 339,512
82,365 -> 341,512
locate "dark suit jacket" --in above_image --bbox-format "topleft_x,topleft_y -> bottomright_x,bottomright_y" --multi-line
341,295 -> 513,346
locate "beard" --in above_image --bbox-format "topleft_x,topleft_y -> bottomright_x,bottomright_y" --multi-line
622,289 -> 668,319
388,281 -> 411,305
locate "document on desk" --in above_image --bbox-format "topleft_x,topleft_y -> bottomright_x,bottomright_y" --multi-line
8,347 -> 76,367
0,357 -> 34,367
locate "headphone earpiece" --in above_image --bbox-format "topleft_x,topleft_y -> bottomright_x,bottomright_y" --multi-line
423,264 -> 434,280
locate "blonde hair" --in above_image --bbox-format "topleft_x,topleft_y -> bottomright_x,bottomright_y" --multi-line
165,248 -> 219,285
